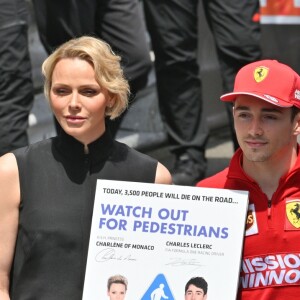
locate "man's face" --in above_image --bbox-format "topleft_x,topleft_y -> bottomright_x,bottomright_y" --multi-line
185,284 -> 207,300
233,95 -> 300,164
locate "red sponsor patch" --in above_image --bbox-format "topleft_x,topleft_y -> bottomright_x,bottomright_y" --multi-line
241,253 -> 300,289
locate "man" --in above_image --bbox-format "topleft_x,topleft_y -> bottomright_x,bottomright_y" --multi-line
197,60 -> 300,299
143,0 -> 261,185
185,277 -> 208,300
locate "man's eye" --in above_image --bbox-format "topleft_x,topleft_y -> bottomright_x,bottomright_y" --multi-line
264,115 -> 277,120
237,113 -> 250,119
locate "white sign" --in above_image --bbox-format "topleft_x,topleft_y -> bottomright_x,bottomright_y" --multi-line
83,180 -> 249,300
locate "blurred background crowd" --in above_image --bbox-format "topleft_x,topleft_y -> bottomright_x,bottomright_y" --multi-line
1,0 -> 300,185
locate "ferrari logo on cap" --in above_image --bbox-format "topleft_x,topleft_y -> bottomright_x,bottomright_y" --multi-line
286,200 -> 300,229
254,66 -> 269,83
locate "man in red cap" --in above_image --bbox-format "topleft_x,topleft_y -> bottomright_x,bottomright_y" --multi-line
197,60 -> 300,299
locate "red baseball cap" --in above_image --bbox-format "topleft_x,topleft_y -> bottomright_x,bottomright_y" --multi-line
220,60 -> 300,108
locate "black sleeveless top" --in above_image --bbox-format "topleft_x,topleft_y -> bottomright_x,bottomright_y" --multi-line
10,130 -> 157,300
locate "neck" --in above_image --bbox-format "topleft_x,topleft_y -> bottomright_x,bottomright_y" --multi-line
242,146 -> 298,199
70,126 -> 106,154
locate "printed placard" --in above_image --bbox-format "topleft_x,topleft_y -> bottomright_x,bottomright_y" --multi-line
83,180 -> 249,300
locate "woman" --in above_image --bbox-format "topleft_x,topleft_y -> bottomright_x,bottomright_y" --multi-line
107,275 -> 128,300
0,36 -> 172,300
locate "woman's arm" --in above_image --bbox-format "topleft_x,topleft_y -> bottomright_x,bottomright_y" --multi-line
0,153 -> 20,299
154,162 -> 172,184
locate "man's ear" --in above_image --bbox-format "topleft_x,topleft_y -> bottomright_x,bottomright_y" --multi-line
293,112 -> 300,136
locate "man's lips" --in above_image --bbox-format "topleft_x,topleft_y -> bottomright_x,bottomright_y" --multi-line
244,139 -> 267,147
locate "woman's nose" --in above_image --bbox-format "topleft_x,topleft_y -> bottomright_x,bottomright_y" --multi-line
69,92 -> 81,109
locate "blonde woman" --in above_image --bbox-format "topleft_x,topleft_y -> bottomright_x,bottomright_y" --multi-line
0,36 -> 171,300
107,275 -> 128,300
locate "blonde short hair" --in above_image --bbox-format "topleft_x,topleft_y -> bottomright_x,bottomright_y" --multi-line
107,274 -> 128,291
42,36 -> 129,119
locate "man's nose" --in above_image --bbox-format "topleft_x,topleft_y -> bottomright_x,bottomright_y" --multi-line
249,118 -> 263,136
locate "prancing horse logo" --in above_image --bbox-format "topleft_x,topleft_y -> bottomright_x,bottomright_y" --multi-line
254,66 -> 269,83
286,201 -> 300,229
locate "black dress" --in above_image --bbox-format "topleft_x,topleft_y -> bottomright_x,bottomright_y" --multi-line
10,130 -> 157,299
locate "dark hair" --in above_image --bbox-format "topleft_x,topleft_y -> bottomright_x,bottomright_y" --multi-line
185,277 -> 208,295
291,106 -> 300,121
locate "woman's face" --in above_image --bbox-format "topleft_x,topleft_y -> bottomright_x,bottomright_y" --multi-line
50,58 -> 113,145
107,283 -> 126,300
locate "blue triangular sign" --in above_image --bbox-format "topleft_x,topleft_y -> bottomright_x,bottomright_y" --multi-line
140,273 -> 175,300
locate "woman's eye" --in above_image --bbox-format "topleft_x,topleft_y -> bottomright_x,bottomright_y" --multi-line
53,88 -> 69,95
82,89 -> 97,96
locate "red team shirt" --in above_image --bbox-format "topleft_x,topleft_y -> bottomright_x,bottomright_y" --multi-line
197,148 -> 300,299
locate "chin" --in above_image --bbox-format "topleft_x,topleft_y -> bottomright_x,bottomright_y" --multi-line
63,127 -> 85,138
245,153 -> 269,162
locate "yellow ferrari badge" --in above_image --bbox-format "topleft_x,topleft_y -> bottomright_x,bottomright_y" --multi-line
286,201 -> 300,229
254,66 -> 269,83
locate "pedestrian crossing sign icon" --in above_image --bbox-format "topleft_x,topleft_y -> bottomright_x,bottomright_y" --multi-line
140,273 -> 174,300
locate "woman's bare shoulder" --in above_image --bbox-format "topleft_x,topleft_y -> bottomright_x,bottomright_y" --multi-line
0,153 -> 20,295
155,162 -> 172,184
0,153 -> 20,205
0,153 -> 18,177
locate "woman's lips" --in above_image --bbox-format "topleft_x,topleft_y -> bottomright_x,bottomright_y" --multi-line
65,115 -> 86,123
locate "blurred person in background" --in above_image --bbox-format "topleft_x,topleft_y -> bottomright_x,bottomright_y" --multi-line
32,0 -> 152,136
0,0 -> 34,155
143,0 -> 262,185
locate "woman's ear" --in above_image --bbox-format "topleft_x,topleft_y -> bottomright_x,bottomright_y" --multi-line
106,94 -> 116,108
